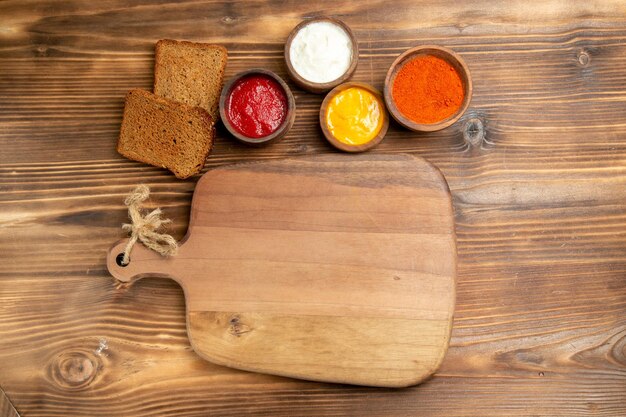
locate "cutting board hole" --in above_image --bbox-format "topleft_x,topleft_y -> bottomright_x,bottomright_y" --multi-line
116,253 -> 129,267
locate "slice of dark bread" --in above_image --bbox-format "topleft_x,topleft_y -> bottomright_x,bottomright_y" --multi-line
154,39 -> 227,122
117,89 -> 215,179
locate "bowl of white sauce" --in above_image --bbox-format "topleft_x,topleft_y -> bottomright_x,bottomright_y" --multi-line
285,17 -> 359,94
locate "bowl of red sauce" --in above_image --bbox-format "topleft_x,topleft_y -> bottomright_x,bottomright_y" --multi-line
219,69 -> 296,146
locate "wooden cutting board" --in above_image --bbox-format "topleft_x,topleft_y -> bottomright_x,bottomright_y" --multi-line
107,154 -> 456,387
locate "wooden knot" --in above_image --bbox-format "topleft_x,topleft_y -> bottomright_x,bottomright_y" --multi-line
35,45 -> 48,57
463,117 -> 485,146
294,143 -> 308,153
221,16 -> 237,24
50,350 -> 99,390
612,332 -> 626,368
229,315 -> 252,337
577,50 -> 590,67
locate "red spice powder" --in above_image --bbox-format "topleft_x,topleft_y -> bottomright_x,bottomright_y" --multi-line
392,55 -> 465,124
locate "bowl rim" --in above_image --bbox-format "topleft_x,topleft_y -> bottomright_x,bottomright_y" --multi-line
319,81 -> 389,153
219,68 -> 296,146
284,16 -> 359,94
383,45 -> 473,132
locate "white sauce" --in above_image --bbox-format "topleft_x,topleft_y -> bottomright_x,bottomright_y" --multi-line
289,21 -> 353,84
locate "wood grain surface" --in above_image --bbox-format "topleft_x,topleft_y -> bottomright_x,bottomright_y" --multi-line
1,0 -> 625,416
0,387 -> 20,417
106,154 -> 456,387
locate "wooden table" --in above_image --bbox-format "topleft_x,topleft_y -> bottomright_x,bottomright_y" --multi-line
1,1 -> 625,416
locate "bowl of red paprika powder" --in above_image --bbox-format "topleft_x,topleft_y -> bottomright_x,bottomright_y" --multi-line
384,45 -> 472,132
219,69 -> 296,146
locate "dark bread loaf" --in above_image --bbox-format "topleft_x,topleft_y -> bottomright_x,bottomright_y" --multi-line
117,89 -> 215,179
154,39 -> 227,122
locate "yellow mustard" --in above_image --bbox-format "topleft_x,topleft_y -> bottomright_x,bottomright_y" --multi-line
325,87 -> 384,146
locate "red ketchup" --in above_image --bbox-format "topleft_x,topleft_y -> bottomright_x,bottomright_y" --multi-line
226,74 -> 288,138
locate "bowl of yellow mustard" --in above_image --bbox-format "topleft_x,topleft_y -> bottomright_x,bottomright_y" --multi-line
319,82 -> 389,152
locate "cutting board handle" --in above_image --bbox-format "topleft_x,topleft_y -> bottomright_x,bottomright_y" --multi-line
106,239 -> 177,283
